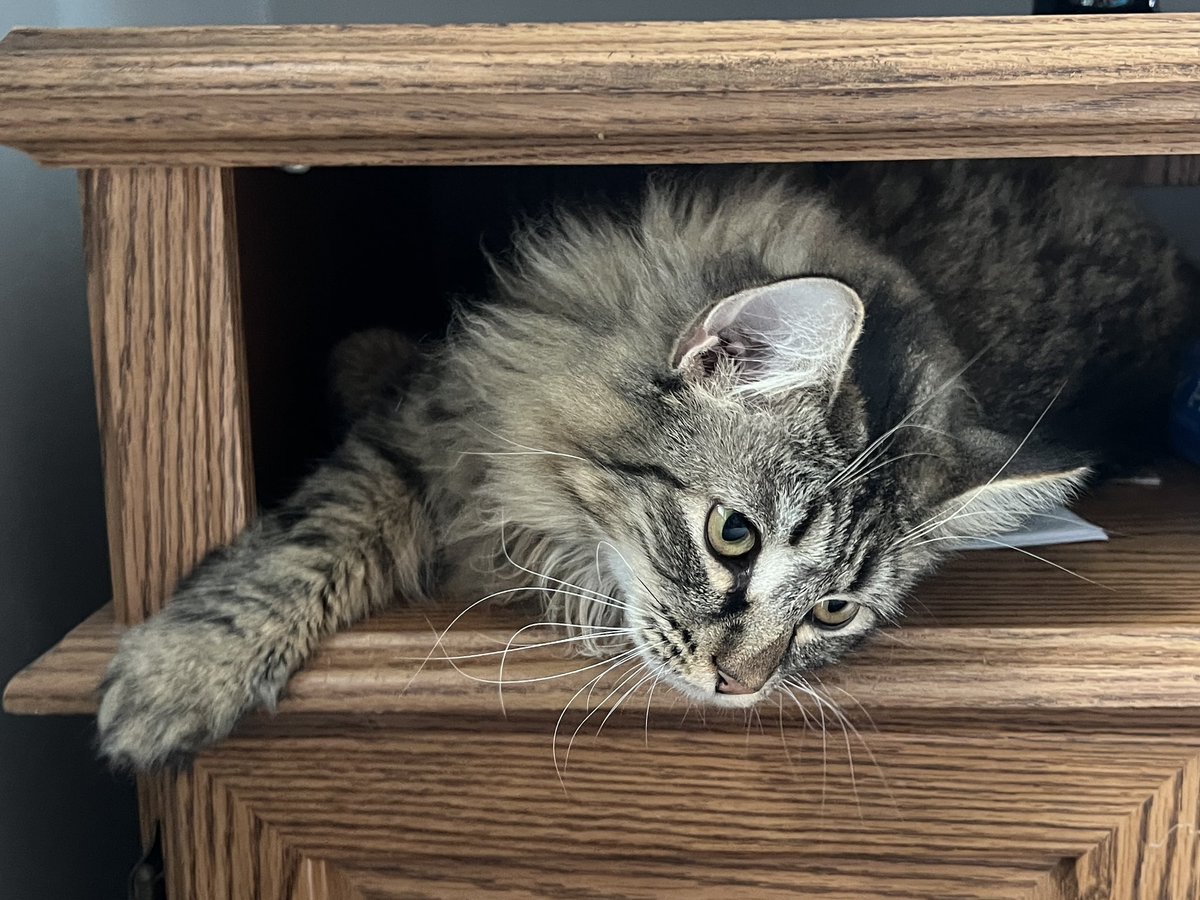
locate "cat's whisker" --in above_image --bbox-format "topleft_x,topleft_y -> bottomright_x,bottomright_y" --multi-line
776,696 -> 801,779
905,534 -> 1112,589
598,539 -> 668,611
466,423 -> 592,466
810,675 -> 898,820
457,449 -> 590,465
465,620 -> 636,648
595,665 -> 662,741
405,584 -> 563,693
788,680 -> 857,820
562,661 -> 646,772
872,628 -> 925,651
445,645 -> 641,687
899,508 -> 1102,546
411,581 -> 635,695
499,527 -> 632,610
552,660 -> 630,794
823,682 -> 881,736
826,343 -> 995,489
804,682 -> 831,820
835,450 -> 941,490
779,683 -> 815,783
643,673 -> 663,749
416,626 -> 636,663
897,381 -> 1071,547
787,682 -> 830,820
496,622 -> 637,717
829,428 -> 933,489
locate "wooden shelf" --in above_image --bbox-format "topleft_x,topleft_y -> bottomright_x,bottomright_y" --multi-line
4,16 -> 1200,167
9,464 -> 1200,724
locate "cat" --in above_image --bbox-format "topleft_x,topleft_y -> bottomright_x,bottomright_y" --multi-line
96,160 -> 1199,770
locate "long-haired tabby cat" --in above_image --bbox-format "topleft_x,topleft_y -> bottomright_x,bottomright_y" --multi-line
98,161 -> 1198,770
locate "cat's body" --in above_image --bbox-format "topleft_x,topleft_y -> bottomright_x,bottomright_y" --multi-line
98,161 -> 1198,769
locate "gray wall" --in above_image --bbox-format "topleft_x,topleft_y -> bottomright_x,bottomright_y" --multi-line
2,2 -> 1198,898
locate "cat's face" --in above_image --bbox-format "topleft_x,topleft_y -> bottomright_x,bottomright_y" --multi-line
597,385 -> 916,706
559,276 -> 1084,706
551,276 -> 905,705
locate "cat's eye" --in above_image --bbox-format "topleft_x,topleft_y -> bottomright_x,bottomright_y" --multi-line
706,504 -> 758,558
810,597 -> 861,629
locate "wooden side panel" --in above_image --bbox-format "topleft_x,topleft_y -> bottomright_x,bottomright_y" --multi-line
81,167 -> 257,870
82,167 -> 255,625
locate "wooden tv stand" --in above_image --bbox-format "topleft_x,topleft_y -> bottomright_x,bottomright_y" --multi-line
2,17 -> 1200,898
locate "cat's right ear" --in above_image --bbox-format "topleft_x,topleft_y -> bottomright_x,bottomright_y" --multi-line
925,428 -> 1092,543
671,277 -> 864,398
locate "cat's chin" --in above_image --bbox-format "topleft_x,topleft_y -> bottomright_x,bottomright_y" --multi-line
704,688 -> 772,710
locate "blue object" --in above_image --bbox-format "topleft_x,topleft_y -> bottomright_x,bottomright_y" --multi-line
1171,339 -> 1200,466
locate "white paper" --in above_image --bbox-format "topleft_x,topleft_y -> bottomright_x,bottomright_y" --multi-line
957,506 -> 1108,551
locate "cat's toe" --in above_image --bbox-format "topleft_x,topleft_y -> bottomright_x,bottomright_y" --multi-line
97,672 -> 225,770
96,624 -> 256,770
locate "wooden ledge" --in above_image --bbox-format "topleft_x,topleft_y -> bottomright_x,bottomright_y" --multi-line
7,465 -> 1200,723
3,16 -> 1200,166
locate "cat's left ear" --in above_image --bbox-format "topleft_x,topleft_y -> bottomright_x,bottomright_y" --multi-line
672,277 -> 864,397
925,428 -> 1092,542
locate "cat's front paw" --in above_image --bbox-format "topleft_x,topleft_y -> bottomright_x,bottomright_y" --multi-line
97,614 -> 275,770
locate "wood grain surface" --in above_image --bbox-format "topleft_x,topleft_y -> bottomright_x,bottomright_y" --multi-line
82,167 -> 256,624
4,16 -> 1200,167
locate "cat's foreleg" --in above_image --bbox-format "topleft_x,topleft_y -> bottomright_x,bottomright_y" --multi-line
97,415 -> 433,770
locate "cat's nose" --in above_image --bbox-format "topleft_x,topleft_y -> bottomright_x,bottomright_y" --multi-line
714,661 -> 762,695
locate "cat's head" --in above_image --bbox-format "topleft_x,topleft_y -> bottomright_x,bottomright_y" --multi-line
540,276 -> 1088,705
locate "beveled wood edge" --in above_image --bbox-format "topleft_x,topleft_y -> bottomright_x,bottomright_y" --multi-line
4,16 -> 1200,167
3,602 -> 115,715
8,598 -> 1200,721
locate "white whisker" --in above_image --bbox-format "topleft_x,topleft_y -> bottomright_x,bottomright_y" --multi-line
898,380 -> 1072,547
552,655 -> 637,794
826,343 -> 994,490
596,665 -> 662,740
904,534 -> 1112,589
463,423 -> 592,466
499,529 -> 632,611
563,661 -> 646,772
643,673 -> 662,749
446,645 -> 641,686
418,627 -> 636,663
496,622 -> 635,717
836,450 -> 941,490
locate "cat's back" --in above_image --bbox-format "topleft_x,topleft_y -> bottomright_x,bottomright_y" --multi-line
828,159 -> 1199,454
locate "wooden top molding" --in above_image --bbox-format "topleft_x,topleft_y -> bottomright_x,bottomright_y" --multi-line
2,15 -> 1200,167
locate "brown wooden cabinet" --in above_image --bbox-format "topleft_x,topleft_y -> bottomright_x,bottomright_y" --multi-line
2,17 -> 1200,899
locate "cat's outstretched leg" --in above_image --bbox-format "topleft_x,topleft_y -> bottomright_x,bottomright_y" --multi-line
97,414 -> 433,770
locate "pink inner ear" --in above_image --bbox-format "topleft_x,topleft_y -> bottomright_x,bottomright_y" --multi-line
669,277 -> 865,393
671,319 -> 717,368
671,290 -> 759,371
